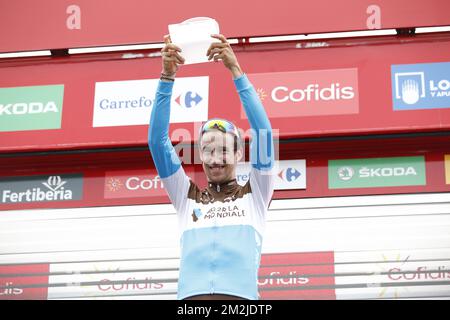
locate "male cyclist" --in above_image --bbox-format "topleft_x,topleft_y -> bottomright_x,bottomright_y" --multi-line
148,34 -> 274,300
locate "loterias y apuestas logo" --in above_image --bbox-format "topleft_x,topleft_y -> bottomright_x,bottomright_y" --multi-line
0,174 -> 83,204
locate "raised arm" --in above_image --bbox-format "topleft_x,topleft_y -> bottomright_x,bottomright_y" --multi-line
208,34 -> 275,207
234,74 -> 274,171
148,36 -> 190,213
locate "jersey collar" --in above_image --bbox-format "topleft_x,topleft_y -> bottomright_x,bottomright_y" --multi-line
207,179 -> 238,193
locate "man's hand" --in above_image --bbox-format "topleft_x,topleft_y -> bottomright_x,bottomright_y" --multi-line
207,34 -> 243,78
161,35 -> 185,78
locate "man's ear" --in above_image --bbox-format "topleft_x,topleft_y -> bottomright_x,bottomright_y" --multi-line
235,147 -> 243,163
198,144 -> 204,162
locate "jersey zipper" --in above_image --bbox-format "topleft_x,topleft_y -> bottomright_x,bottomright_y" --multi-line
210,215 -> 218,294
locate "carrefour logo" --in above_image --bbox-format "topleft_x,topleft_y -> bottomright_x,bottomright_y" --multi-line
98,96 -> 153,109
0,85 -> 64,132
93,77 -> 209,127
175,91 -> 203,108
278,167 -> 301,182
329,156 -> 426,189
392,62 -> 450,110
236,160 -> 306,190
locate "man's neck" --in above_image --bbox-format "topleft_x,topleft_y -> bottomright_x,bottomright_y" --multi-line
207,178 -> 238,193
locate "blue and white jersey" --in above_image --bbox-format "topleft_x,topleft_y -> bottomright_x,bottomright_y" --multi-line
148,74 -> 274,300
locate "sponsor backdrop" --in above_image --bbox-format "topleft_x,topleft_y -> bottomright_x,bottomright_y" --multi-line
1,2 -> 449,302
1,35 -> 450,152
5,249 -> 448,300
1,252 -> 335,299
1,150 -> 449,211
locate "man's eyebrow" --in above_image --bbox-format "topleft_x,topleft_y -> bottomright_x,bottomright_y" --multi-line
202,143 -> 213,150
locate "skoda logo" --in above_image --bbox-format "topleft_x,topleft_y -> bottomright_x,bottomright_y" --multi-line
338,166 -> 354,181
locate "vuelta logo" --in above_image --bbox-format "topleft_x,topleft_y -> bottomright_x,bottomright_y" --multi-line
278,167 -> 301,182
247,69 -> 359,118
174,91 -> 203,108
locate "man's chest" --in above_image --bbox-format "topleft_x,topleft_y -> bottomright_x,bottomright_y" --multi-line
184,196 -> 254,230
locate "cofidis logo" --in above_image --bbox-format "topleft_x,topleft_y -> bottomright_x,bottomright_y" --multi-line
391,62 -> 450,110
245,69 -> 358,118
93,77 -> 208,127
104,170 -> 167,199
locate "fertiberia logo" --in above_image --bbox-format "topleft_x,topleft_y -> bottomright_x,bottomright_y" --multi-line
0,174 -> 83,204
0,85 -> 64,132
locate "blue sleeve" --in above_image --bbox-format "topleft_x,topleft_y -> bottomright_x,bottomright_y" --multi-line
234,74 -> 274,170
148,80 -> 181,178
